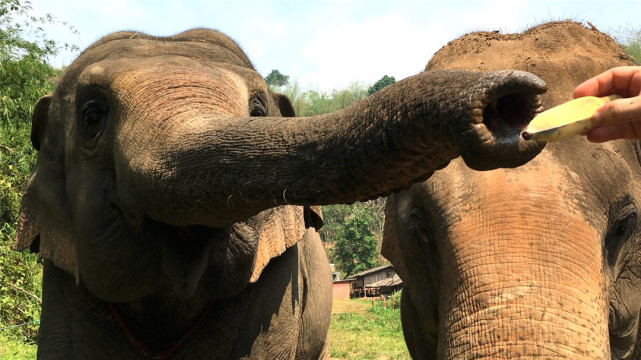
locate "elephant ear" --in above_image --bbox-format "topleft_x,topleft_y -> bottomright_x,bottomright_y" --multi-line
381,196 -> 410,282
249,205 -> 322,283
273,92 -> 296,117
13,95 -> 78,280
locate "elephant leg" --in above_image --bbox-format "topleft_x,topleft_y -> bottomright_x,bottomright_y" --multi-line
296,229 -> 332,359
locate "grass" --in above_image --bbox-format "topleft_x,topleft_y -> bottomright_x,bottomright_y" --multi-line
329,299 -> 410,360
0,334 -> 37,360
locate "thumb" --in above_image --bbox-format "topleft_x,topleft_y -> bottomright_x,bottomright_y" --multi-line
593,96 -> 641,127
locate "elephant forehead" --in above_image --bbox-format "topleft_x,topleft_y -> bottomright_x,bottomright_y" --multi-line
78,34 -> 252,70
425,152 -> 609,232
97,58 -> 250,116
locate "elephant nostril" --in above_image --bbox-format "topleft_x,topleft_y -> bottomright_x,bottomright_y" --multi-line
482,93 -> 542,133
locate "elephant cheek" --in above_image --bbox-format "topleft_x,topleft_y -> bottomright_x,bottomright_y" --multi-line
74,210 -> 163,301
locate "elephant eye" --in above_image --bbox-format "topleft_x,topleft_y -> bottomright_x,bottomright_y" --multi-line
80,99 -> 109,146
605,200 -> 637,273
249,96 -> 267,117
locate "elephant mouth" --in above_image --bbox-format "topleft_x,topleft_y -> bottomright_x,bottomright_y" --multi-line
138,217 -> 222,298
462,70 -> 546,170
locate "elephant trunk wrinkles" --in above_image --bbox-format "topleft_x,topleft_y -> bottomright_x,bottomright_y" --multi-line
439,231 -> 610,359
115,69 -> 545,228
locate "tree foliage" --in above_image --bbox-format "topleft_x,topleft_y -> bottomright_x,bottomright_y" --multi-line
367,75 -> 396,95
1,0 -> 78,127
1,0 -> 75,342
330,206 -> 381,278
282,81 -> 368,117
322,199 -> 386,278
265,69 -> 289,89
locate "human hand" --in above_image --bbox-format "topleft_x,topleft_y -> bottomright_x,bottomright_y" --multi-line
573,66 -> 641,142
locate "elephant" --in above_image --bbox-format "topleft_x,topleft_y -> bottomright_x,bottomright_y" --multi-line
12,28 -> 547,359
382,21 -> 641,359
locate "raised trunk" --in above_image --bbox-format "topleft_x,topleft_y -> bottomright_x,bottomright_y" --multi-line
114,67 -> 545,228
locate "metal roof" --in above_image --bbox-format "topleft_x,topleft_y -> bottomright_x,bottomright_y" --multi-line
347,264 -> 394,279
365,274 -> 403,288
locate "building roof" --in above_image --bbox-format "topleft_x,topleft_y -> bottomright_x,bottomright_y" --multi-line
333,279 -> 352,284
347,264 -> 394,279
365,274 -> 403,288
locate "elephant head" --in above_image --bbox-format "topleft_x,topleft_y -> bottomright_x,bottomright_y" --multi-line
12,29 -> 547,358
383,21 -> 640,359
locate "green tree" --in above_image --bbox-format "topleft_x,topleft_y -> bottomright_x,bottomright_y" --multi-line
1,0 -> 76,342
331,207 -> 381,278
367,75 -> 396,95
281,80 -> 309,116
1,0 -> 78,127
281,81 -> 368,117
265,69 -> 289,89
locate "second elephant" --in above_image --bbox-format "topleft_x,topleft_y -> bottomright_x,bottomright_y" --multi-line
384,21 -> 640,359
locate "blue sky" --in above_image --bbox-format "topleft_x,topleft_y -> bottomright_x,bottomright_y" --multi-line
28,0 -> 641,92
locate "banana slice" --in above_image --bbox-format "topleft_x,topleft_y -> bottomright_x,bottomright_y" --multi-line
522,95 -> 620,142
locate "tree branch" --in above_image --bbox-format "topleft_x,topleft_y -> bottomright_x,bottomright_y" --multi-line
8,283 -> 42,304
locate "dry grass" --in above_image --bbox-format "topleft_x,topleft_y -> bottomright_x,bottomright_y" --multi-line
331,298 -> 371,314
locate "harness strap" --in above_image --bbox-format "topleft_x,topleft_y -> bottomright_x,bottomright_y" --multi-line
107,301 -> 215,359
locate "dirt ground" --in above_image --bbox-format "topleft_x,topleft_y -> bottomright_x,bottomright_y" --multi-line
331,298 -> 371,314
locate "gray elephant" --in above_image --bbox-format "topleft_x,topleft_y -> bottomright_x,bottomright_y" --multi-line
13,29 -> 546,359
383,21 -> 640,359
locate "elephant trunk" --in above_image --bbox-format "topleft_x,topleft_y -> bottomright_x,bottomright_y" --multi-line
439,237 -> 610,359
114,68 -> 546,228
429,161 -> 610,359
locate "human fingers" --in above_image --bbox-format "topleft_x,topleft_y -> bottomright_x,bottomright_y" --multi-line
585,121 -> 641,143
573,66 -> 641,98
592,95 -> 641,127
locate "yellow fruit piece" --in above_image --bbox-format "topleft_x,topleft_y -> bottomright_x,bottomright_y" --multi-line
522,94 -> 620,142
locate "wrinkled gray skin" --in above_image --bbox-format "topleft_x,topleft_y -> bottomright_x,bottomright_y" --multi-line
14,29 -> 546,359
383,21 -> 641,359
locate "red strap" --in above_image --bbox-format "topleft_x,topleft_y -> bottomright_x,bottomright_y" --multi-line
107,301 -> 214,359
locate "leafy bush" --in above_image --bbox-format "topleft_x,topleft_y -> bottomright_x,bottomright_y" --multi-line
0,124 -> 41,341
390,289 -> 402,310
281,80 -> 369,117
1,0 -> 74,342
